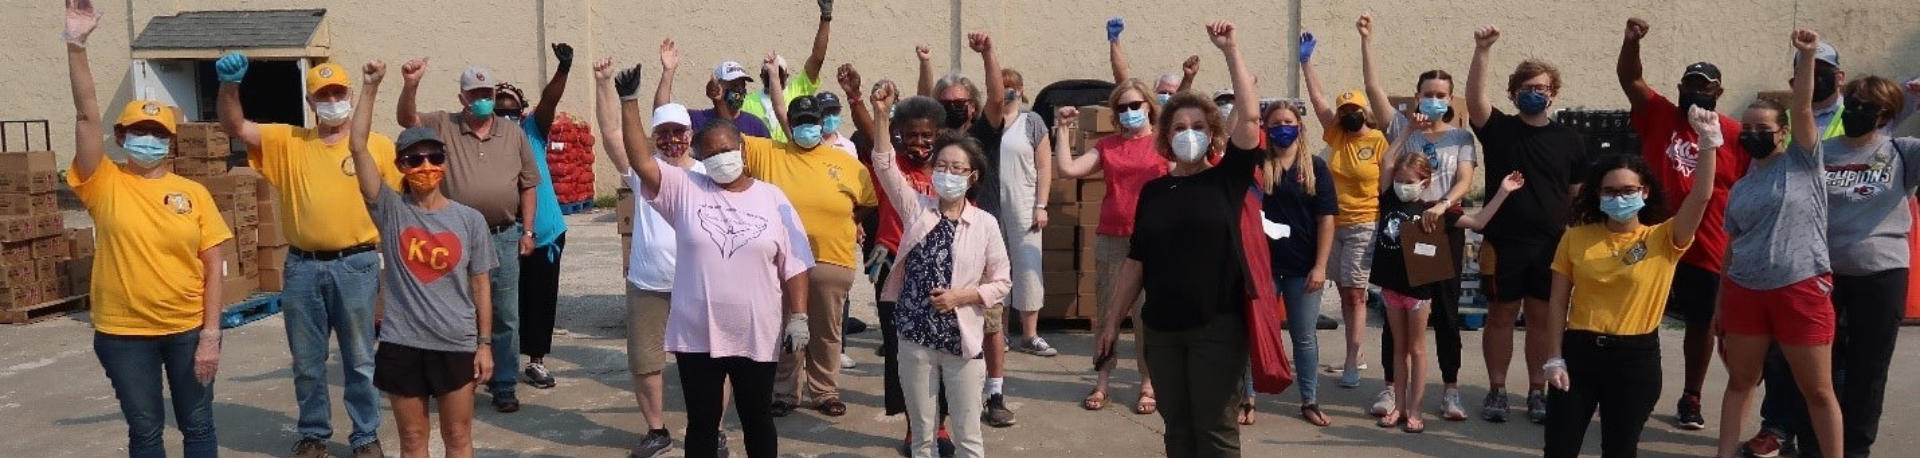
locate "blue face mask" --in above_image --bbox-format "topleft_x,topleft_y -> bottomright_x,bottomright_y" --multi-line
792,124 -> 824,148
1264,125 -> 1300,148
1118,108 -> 1149,130
1418,97 -> 1451,119
1155,93 -> 1171,105
820,114 -> 843,133
469,98 -> 497,117
1600,193 -> 1646,222
1516,89 -> 1551,115
123,135 -> 170,167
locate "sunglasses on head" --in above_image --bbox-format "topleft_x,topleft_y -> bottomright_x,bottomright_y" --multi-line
398,152 -> 447,168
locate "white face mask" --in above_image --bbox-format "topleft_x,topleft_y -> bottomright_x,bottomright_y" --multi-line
1394,181 -> 1427,201
932,170 -> 971,201
701,150 -> 745,185
313,100 -> 353,127
1171,129 -> 1210,163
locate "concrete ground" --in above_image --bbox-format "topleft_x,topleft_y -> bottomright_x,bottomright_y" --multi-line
2,211 -> 1917,457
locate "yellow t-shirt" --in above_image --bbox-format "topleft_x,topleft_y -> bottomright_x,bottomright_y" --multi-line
1550,222 -> 1692,335
69,161 -> 234,336
740,72 -> 820,144
250,124 -> 403,251
742,136 -> 876,268
1324,127 -> 1387,226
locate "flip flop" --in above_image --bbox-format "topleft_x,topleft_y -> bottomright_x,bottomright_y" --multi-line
815,397 -> 847,417
1134,391 -> 1158,415
1238,401 -> 1256,426
1081,389 -> 1108,411
1376,410 -> 1402,428
1300,404 -> 1332,427
1403,416 -> 1427,434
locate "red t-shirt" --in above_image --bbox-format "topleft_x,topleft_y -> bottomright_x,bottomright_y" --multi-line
872,152 -> 933,252
1096,134 -> 1172,237
1630,91 -> 1751,274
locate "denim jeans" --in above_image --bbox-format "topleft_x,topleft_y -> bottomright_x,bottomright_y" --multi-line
282,250 -> 382,447
487,223 -> 525,394
96,328 -> 218,458
1246,275 -> 1322,404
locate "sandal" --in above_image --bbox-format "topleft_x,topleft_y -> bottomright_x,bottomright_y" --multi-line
1300,404 -> 1332,427
1134,391 -> 1158,415
1081,388 -> 1108,411
1376,410 -> 1402,428
1403,416 -> 1426,434
1238,400 -> 1256,426
815,397 -> 848,417
770,400 -> 795,418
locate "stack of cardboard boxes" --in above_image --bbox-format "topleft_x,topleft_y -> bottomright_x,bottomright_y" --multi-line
172,123 -> 232,179
1034,106 -> 1117,321
0,151 -> 90,322
188,169 -> 263,306
246,170 -> 289,293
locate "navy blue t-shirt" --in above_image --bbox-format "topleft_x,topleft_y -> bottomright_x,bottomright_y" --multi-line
1261,155 -> 1338,277
688,108 -> 771,138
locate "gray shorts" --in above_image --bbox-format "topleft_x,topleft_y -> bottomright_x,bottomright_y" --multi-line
1331,224 -> 1376,288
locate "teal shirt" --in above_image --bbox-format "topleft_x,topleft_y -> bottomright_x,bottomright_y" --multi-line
521,117 -> 567,250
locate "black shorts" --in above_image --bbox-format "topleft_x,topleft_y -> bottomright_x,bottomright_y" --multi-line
374,342 -> 476,397
1663,263 -> 1721,323
1486,238 -> 1556,303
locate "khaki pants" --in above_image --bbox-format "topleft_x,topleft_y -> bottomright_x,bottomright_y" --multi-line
900,342 -> 986,458
776,264 -> 854,403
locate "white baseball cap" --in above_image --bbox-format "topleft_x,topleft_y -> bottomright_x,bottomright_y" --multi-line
713,61 -> 753,82
652,104 -> 692,129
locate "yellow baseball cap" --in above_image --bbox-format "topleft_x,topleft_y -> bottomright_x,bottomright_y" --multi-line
306,63 -> 352,95
115,100 -> 179,135
1335,90 -> 1369,110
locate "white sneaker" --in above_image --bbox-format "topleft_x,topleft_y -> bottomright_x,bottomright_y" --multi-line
1441,388 -> 1468,421
839,354 -> 857,369
1369,388 -> 1397,417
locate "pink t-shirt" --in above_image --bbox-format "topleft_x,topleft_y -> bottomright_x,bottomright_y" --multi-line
645,159 -> 813,363
1096,134 -> 1170,237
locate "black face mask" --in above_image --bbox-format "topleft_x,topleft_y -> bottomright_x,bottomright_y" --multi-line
723,89 -> 747,110
1840,102 -> 1883,138
942,101 -> 971,129
1338,112 -> 1366,132
1677,91 -> 1718,113
1737,130 -> 1778,158
1813,66 -> 1839,103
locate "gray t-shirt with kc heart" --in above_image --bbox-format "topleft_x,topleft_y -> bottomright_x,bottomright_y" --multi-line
370,186 -> 500,352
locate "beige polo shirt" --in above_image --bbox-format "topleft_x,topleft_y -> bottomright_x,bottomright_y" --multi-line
418,111 -> 538,227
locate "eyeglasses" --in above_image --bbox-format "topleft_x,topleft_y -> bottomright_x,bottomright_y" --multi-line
1117,101 -> 1147,111
932,162 -> 973,174
398,152 -> 448,168
1517,84 -> 1553,94
1599,186 -> 1644,198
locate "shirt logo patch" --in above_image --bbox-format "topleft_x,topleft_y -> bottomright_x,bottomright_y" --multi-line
1663,132 -> 1700,177
696,205 -> 769,258
1622,241 -> 1648,266
1825,163 -> 1892,201
399,227 -> 463,284
161,192 -> 193,214
339,157 -> 357,177
1356,146 -> 1376,161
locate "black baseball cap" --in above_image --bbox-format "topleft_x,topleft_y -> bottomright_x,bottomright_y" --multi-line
814,92 -> 844,111
1683,62 -> 1722,84
788,95 -> 823,125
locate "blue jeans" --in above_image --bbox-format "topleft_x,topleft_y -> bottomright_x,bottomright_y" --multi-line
281,250 -> 381,447
95,328 -> 217,458
1246,275 -> 1322,404
487,223 -> 525,394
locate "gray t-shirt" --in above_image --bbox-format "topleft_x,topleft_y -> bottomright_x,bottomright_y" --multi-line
1823,136 -> 1920,276
1394,113 -> 1479,202
1725,141 -> 1829,289
370,186 -> 501,352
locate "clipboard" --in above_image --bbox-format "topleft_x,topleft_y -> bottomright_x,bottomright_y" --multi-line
1401,219 -> 1457,287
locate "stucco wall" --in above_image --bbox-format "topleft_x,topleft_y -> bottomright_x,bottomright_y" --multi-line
4,0 -> 1917,198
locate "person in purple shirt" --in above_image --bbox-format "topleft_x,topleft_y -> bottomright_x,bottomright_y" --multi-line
652,37 -> 771,137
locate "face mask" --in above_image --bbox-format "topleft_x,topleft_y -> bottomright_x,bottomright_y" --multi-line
658,141 -> 690,157
313,100 -> 353,127
1338,111 -> 1366,132
1418,97 -> 1450,119
942,102 -> 971,129
1155,93 -> 1171,105
468,98 -> 496,117
1812,66 -> 1838,103
1218,103 -> 1235,119
1004,89 -> 1020,103
701,150 -> 746,184
1516,89 -> 1551,115
820,114 -> 843,133
1840,104 -> 1882,138
723,88 -> 747,110
1265,125 -> 1301,148
792,124 -> 824,148
897,140 -> 933,163
1394,181 -> 1426,201
1118,107 -> 1149,130
404,167 -> 445,194
1738,130 -> 1778,159
123,135 -> 170,167
1600,193 -> 1646,222
1171,129 -> 1210,163
932,170 -> 971,200
1677,91 -> 1718,113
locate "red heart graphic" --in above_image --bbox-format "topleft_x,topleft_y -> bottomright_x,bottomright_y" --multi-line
399,227 -> 464,285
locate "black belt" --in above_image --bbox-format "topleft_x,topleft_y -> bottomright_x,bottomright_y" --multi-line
490,222 -> 519,234
291,244 -> 376,261
1564,330 -> 1659,350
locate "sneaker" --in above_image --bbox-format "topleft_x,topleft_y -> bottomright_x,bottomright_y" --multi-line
1674,392 -> 1706,430
1526,390 -> 1548,424
840,354 -> 858,369
1339,365 -> 1363,388
937,427 -> 956,458
983,393 -> 1016,427
522,362 -> 557,389
352,440 -> 384,458
1015,337 -> 1059,357
1481,390 -> 1511,423
1369,389 -> 1397,417
1441,389 -> 1468,421
492,390 -> 521,413
629,429 -> 672,458
846,316 -> 869,335
1743,430 -> 1784,458
292,438 -> 328,458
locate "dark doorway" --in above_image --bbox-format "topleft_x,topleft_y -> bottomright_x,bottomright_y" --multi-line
193,59 -> 306,163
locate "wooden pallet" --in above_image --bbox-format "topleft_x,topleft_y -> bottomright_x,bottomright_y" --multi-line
0,294 -> 89,324
559,200 -> 593,215
219,292 -> 282,329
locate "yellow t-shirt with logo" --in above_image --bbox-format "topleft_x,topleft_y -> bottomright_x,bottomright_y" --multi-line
1551,222 -> 1691,335
250,124 -> 402,251
69,161 -> 235,336
742,136 -> 876,268
1324,127 -> 1387,226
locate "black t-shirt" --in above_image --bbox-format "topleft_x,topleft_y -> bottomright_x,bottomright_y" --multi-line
1262,155 -> 1338,277
1129,143 -> 1259,332
965,115 -> 1005,216
1472,109 -> 1588,242
1370,191 -> 1463,299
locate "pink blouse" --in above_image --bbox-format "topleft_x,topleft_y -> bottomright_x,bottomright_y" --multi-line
872,149 -> 1013,359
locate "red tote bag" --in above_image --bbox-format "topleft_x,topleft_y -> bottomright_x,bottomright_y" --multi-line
1238,183 -> 1294,394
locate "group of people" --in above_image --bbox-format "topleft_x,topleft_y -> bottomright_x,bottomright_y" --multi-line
53,0 -> 1920,456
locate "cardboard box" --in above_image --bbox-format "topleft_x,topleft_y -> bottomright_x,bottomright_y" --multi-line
257,220 -> 287,247
256,245 -> 288,271
1039,293 -> 1081,319
222,274 -> 256,306
258,267 -> 285,292
0,151 -> 56,174
1042,271 -> 1078,294
33,258 -> 59,286
30,213 -> 63,238
1,240 -> 31,266
174,123 -> 230,159
63,257 -> 91,295
1078,105 -> 1117,134
0,216 -> 34,242
1048,178 -> 1078,204
172,157 -> 227,177
0,259 -> 33,285
31,236 -> 67,261
1046,203 -> 1080,223
620,234 -> 632,276
616,188 -> 635,235
1078,227 -> 1101,250
0,284 -> 39,309
256,197 -> 281,223
67,228 -> 93,258
1041,223 -> 1077,248
1078,179 -> 1107,201
0,171 -> 59,194
0,192 -> 56,216
1077,202 -> 1102,227
1042,250 -> 1076,272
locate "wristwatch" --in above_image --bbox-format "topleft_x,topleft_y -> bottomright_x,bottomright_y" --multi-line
522,230 -> 535,238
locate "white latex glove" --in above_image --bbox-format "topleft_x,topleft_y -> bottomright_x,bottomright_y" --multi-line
1543,357 -> 1570,391
1687,106 -> 1723,150
782,314 -> 810,354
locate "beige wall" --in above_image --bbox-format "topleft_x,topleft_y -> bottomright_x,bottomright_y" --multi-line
5,0 -> 1918,197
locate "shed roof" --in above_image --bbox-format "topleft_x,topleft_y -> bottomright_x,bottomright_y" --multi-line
132,9 -> 326,51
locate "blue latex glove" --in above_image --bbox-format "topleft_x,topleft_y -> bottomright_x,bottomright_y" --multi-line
1298,33 -> 1317,64
214,51 -> 249,84
1107,17 -> 1125,42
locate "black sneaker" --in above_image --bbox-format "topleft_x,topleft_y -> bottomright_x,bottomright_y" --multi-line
352,440 -> 384,458
292,438 -> 328,458
523,362 -> 557,389
492,390 -> 521,413
1526,389 -> 1548,424
1674,392 -> 1706,430
629,429 -> 672,458
846,316 -> 869,335
983,393 -> 1016,427
1481,390 -> 1510,423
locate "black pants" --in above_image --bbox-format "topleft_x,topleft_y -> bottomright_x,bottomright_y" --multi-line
676,352 -> 778,458
1775,269 -> 1907,458
1380,279 -> 1463,384
1144,310 -> 1248,458
1543,331 -> 1661,458
518,233 -> 566,358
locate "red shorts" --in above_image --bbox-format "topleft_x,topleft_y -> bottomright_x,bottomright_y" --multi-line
1719,275 -> 1835,345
